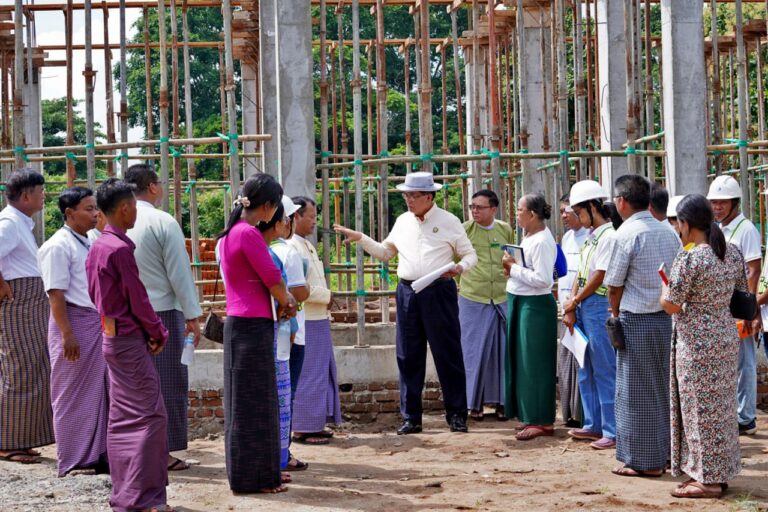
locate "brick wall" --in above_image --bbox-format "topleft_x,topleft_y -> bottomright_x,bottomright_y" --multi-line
187,388 -> 225,439
759,366 -> 768,409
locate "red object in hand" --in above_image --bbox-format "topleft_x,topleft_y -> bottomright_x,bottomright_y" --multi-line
658,262 -> 669,285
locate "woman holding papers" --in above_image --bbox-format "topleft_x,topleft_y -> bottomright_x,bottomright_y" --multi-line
561,180 -> 618,450
502,193 -> 558,441
660,194 -> 744,499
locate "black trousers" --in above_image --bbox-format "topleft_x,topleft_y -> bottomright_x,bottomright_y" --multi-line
395,278 -> 467,423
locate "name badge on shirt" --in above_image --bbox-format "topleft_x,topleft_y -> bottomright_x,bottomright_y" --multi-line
433,227 -> 439,233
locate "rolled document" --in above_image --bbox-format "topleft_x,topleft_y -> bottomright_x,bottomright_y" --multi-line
411,263 -> 457,294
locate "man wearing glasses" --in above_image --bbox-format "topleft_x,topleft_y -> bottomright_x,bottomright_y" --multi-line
334,172 -> 477,435
458,190 -> 513,422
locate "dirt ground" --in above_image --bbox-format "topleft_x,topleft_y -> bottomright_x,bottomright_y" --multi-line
3,412 -> 767,512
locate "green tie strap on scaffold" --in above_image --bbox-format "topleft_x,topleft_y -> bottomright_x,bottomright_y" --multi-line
413,153 -> 439,172
500,171 -> 509,178
519,148 -> 529,154
324,267 -> 332,275
0,185 -> 5,192
223,184 -> 231,192
113,152 -> 129,162
725,138 -> 750,148
191,258 -> 202,267
459,173 -> 470,180
319,150 -> 333,159
353,159 -> 364,167
169,146 -> 182,158
65,152 -> 79,163
379,150 -> 390,158
217,132 -> 239,156
341,176 -> 354,183
379,263 -> 392,284
711,150 -> 723,157
483,178 -> 492,185
184,180 -> 197,193
355,289 -> 368,297
624,147 -> 637,155
559,150 -> 570,158
366,186 -> 375,193
13,146 -> 29,162
85,143 -> 96,150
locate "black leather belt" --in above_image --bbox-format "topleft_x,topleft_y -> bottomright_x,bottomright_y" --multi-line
399,277 -> 452,288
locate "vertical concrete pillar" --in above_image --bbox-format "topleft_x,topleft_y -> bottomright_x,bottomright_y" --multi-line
464,42 -> 488,196
258,0 -> 279,178
275,0 -> 315,199
596,0 -> 628,192
518,5 -> 551,196
241,64 -> 260,177
660,0 -> 707,196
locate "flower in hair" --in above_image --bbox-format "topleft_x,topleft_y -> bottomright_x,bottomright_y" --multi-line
234,195 -> 251,208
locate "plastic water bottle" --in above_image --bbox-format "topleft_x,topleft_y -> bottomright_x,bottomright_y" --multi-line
181,334 -> 195,366
276,320 -> 291,349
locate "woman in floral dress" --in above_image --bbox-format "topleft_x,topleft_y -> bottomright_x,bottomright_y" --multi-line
660,194 -> 744,499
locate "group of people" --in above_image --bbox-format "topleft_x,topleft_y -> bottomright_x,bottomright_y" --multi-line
0,167 -> 344,508
0,162 -> 763,506
336,171 -> 761,499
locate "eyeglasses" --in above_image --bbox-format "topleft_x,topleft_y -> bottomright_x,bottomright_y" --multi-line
403,192 -> 426,200
469,204 -> 492,211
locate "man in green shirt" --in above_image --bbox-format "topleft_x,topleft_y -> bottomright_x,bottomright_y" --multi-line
459,190 -> 514,421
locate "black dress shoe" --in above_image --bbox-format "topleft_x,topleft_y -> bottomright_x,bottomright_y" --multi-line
449,415 -> 468,433
397,420 -> 422,435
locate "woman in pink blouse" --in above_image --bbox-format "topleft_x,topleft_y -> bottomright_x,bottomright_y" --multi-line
217,174 -> 297,494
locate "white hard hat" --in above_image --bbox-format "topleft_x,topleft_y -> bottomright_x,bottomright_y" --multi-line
707,175 -> 741,200
568,180 -> 609,206
667,195 -> 685,218
281,195 -> 300,217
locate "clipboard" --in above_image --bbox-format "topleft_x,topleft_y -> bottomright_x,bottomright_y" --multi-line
502,244 -> 526,267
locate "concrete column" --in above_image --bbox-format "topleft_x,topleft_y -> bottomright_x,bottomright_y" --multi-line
241,64 -> 260,177
660,0 -> 707,195
275,0 -> 315,199
258,0 -> 279,178
596,0 -> 628,193
464,42 -> 488,196
518,5 -> 551,196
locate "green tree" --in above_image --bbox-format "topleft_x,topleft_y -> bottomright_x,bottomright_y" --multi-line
41,97 -> 106,179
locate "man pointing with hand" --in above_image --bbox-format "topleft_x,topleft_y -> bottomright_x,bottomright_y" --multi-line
334,172 -> 477,435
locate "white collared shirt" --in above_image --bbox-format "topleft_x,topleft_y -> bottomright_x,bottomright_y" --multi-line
359,204 -> 477,281
506,227 -> 557,296
38,226 -> 95,309
271,238 -> 307,347
557,227 -> 589,307
720,213 -> 761,263
87,228 -> 102,243
0,205 -> 41,280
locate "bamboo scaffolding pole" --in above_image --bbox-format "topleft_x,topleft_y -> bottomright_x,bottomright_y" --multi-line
366,43 -> 379,294
418,0 -> 433,171
13,0 -> 24,169
351,0 -> 367,344
488,1 -> 503,209
554,0 -> 569,197
320,0 -> 332,289
624,0 -> 638,174
573,0 -> 587,181
585,0 -> 597,176
413,11 -> 424,158
336,5 -> 352,302
182,0 -> 202,300
157,0 -> 171,210
471,0 -> 482,185
66,0 -> 75,185
404,44 -> 412,155
643,0 -> 655,178
0,152 -> 263,165
711,0 -> 723,175
375,0 -> 390,322
449,8 -> 466,176
440,43 -> 449,210
171,0 -> 182,222
144,7 -> 154,141
103,4 -> 116,176
735,0 -> 750,213
221,0 -> 240,194
217,48 -> 227,179
119,0 -> 129,175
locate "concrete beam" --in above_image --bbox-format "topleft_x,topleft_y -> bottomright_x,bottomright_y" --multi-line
258,0 -> 279,178
241,64 -> 261,178
661,0 -> 708,195
596,0 -> 629,193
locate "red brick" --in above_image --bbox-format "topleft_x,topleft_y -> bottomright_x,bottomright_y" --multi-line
757,384 -> 768,394
346,403 -> 371,413
205,398 -> 223,407
356,392 -> 372,403
188,390 -> 198,399
203,390 -> 220,398
384,381 -> 399,390
367,382 -> 383,392
198,408 -> 213,417
189,399 -> 201,407
380,402 -> 399,413
339,393 -> 355,404
214,408 -> 225,418
352,383 -> 367,391
187,409 -> 196,418
424,381 -> 439,388
423,390 -> 441,400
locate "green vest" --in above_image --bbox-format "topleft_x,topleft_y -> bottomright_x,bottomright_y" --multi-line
459,220 -> 515,304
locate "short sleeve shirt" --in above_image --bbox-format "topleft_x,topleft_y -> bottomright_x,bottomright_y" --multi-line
38,227 -> 95,309
720,213 -> 761,263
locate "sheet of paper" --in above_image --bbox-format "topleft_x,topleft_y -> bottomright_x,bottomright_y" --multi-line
411,263 -> 457,294
761,305 -> 768,331
561,326 -> 589,368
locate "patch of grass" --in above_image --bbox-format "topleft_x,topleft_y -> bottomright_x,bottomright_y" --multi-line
730,493 -> 766,512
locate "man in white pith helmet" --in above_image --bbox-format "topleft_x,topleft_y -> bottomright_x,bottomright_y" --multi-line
707,175 -> 760,436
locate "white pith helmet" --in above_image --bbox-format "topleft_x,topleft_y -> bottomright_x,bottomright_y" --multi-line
707,175 -> 741,200
281,195 -> 301,217
667,195 -> 685,218
568,180 -> 609,206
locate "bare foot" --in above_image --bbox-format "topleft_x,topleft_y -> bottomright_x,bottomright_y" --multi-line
258,485 -> 288,494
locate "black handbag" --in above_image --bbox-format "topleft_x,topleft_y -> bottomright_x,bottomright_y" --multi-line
202,268 -> 224,344
605,316 -> 626,350
729,289 -> 757,321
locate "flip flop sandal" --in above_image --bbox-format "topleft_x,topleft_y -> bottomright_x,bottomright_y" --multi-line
167,458 -> 190,471
281,472 -> 292,483
611,466 -> 664,478
515,425 -> 554,441
1,451 -> 40,464
670,481 -> 723,499
317,429 -> 335,438
285,458 -> 309,471
292,434 -> 330,445
469,411 -> 484,421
